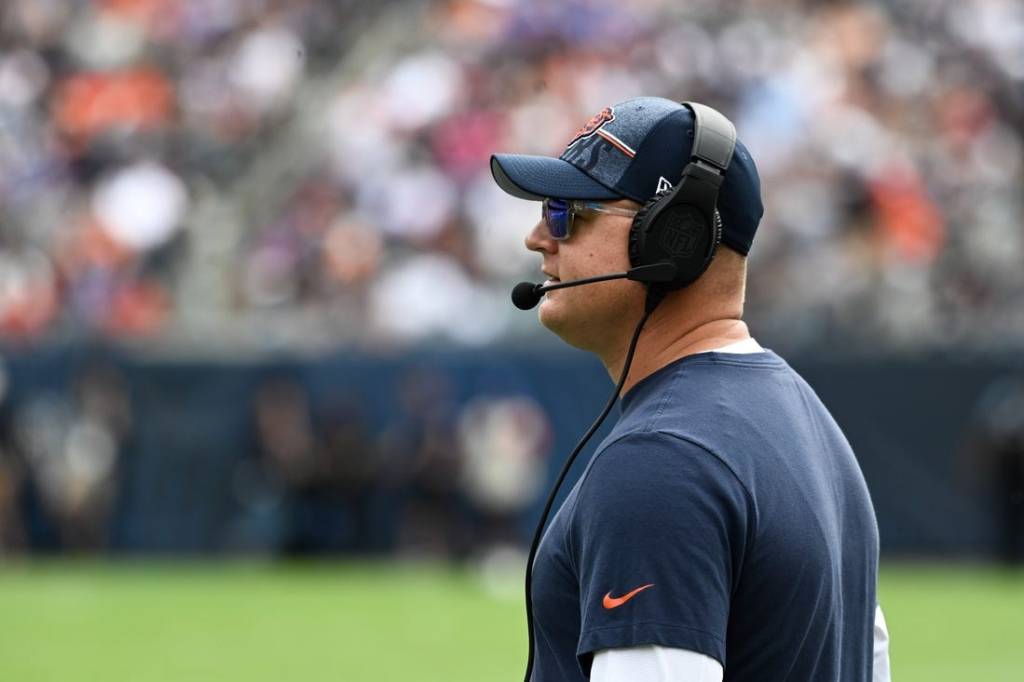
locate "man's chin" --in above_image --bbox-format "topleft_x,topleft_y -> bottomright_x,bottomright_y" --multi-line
538,300 -> 594,351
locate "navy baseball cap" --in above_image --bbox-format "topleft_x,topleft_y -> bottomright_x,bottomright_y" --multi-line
491,97 -> 764,255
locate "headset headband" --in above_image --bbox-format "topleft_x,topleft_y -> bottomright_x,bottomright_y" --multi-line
682,101 -> 737,173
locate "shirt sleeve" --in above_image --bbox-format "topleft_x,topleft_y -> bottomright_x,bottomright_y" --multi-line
568,431 -> 752,672
873,605 -> 891,682
591,645 -> 724,682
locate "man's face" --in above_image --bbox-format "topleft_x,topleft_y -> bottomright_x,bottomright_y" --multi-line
524,198 -> 645,352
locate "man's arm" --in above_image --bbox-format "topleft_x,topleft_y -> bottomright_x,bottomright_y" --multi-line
591,646 -> 723,682
874,604 -> 891,682
591,605 -> 891,682
570,433 -> 750,669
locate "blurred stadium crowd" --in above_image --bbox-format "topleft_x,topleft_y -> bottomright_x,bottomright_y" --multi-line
0,356 -> 552,555
1,0 -> 1022,352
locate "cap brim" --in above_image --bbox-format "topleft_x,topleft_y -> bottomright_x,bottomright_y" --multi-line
490,154 -> 620,201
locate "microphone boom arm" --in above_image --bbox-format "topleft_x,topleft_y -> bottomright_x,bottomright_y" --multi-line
511,262 -> 677,311
535,261 -> 678,294
536,272 -> 627,293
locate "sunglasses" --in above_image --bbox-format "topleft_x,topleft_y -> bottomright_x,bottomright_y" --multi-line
542,198 -> 639,240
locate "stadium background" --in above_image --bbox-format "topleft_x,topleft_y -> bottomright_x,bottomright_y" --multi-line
1,0 -> 1022,679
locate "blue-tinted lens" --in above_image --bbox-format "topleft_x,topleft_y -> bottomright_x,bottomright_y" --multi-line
543,198 -> 571,240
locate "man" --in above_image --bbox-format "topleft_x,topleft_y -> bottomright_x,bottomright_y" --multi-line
490,97 -> 890,681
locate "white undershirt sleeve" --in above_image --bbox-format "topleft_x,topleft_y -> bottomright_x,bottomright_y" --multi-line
590,605 -> 890,682
590,645 -> 723,682
874,604 -> 891,682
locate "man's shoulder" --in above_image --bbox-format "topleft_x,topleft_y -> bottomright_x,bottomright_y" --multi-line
621,348 -> 844,470
579,429 -> 752,512
595,429 -> 722,465
619,348 -> 796,430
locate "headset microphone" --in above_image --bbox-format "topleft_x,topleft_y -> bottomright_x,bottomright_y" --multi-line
510,282 -> 544,311
510,262 -> 678,310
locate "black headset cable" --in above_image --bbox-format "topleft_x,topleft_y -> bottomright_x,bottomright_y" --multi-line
521,288 -> 665,682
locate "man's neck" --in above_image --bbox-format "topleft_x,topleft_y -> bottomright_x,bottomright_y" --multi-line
603,315 -> 752,396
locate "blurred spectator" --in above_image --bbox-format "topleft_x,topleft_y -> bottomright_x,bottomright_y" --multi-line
0,357 -> 28,553
10,359 -> 130,552
239,374 -> 325,554
231,371 -> 554,559
966,377 -> 1024,566
457,394 -> 550,553
0,0 -> 1021,351
317,396 -> 382,553
380,366 -> 469,560
232,373 -> 387,555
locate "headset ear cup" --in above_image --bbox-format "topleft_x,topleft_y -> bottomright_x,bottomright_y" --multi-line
631,194 -> 718,291
628,194 -> 664,269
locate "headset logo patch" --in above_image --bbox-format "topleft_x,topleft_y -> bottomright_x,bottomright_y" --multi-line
658,206 -> 704,258
566,107 -> 615,149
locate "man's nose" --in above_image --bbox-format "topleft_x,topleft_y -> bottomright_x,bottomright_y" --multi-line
525,219 -> 558,254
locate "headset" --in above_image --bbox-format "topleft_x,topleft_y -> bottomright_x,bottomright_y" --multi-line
516,101 -> 738,682
628,101 -> 737,293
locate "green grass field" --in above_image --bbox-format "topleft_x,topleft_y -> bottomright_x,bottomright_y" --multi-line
0,561 -> 1021,681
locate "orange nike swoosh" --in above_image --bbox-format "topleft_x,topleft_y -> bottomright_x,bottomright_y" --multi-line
602,583 -> 655,610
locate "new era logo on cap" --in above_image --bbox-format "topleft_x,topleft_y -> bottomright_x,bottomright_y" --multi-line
490,97 -> 765,256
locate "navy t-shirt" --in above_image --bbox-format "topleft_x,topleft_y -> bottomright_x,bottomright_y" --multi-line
531,349 -> 879,681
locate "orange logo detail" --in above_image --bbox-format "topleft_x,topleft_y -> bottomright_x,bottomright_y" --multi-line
567,107 -> 615,147
602,583 -> 655,610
